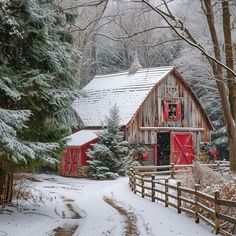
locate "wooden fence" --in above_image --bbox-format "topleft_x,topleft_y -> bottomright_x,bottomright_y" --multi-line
175,161 -> 230,172
129,164 -> 235,236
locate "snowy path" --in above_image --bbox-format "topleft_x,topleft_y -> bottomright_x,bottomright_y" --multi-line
0,174 -> 214,236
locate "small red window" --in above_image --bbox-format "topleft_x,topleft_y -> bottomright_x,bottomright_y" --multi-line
164,100 -> 181,121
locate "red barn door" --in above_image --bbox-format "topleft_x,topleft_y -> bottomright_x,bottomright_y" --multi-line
61,147 -> 79,177
171,132 -> 194,165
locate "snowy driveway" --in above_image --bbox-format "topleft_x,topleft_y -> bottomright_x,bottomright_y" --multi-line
0,174 -> 214,236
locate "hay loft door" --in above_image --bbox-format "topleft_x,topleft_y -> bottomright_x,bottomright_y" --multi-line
61,147 -> 79,176
171,132 -> 194,165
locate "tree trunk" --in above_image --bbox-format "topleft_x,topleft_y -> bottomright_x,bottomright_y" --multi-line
222,0 -> 236,122
0,156 -> 14,204
123,42 -> 130,68
0,169 -> 6,196
203,0 -> 236,172
91,34 -> 97,77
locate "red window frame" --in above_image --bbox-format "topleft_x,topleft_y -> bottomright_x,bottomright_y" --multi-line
163,100 -> 182,121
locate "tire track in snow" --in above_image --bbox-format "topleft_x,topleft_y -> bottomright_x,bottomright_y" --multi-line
103,197 -> 139,236
107,191 -> 154,236
51,197 -> 81,236
52,225 -> 78,236
65,203 -> 81,219
54,197 -> 81,219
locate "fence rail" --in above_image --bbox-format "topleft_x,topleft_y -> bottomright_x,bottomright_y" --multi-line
129,164 -> 235,236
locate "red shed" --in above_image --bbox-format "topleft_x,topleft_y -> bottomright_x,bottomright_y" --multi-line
69,67 -> 214,168
59,130 -> 99,177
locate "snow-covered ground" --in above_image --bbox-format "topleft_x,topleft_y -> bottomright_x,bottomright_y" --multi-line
0,174 -> 214,236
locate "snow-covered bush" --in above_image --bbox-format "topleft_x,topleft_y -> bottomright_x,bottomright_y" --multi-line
176,162 -> 226,189
12,173 -> 44,206
175,162 -> 236,233
117,156 -> 140,176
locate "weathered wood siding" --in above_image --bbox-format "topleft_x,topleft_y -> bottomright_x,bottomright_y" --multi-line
126,73 -> 211,145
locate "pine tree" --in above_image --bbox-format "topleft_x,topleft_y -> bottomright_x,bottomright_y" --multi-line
87,104 -> 131,179
212,126 -> 229,161
0,0 -> 81,167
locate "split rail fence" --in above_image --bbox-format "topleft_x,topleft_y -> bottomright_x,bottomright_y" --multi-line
129,164 -> 235,236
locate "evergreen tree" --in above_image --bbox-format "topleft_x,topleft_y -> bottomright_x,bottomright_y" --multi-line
87,104 -> 131,179
0,0 -> 81,167
212,126 -> 229,161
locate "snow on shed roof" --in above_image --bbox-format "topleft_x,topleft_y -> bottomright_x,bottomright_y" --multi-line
66,129 -> 99,147
73,67 -> 174,127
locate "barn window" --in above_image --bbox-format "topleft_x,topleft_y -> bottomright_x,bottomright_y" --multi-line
163,100 -> 182,121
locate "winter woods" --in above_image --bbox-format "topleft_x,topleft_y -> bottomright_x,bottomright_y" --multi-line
1,2 -> 236,235
137,0 -> 236,171
1,0 -> 236,172
60,0 -> 236,171
0,0 -> 81,167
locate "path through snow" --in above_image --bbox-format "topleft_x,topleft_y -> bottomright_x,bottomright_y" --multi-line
103,197 -> 138,236
0,174 -> 214,236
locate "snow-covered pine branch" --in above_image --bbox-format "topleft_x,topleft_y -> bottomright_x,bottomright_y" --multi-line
0,0 -> 82,165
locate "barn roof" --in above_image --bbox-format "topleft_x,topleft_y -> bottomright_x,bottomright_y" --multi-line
73,66 -> 174,127
73,66 -> 213,130
66,130 -> 99,147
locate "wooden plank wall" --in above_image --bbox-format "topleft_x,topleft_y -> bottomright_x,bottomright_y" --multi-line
126,73 -> 211,145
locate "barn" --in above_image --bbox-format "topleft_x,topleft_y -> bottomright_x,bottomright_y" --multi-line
60,66 -> 214,176
59,130 -> 98,177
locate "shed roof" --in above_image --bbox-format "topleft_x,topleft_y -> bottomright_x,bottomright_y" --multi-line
66,129 -> 99,147
73,67 -> 174,127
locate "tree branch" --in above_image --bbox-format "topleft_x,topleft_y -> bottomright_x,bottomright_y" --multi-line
113,25 -> 174,40
140,0 -> 236,79
57,0 -> 107,12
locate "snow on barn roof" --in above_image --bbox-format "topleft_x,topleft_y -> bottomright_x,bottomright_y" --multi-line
73,67 -> 174,127
66,129 -> 99,147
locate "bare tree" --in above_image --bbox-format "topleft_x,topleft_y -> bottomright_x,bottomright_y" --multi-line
221,0 -> 236,121
94,1 -> 182,74
57,0 -> 182,87
56,0 -> 109,82
135,0 -> 236,171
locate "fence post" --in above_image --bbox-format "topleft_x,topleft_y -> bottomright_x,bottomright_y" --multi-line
194,184 -> 201,223
134,171 -> 137,194
214,191 -> 220,234
130,169 -> 134,191
132,170 -> 136,192
217,162 -> 220,171
129,168 -> 132,188
141,174 -> 144,198
177,181 -> 181,214
130,170 -> 133,191
151,175 -> 155,202
171,163 -> 175,178
165,179 -> 169,207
